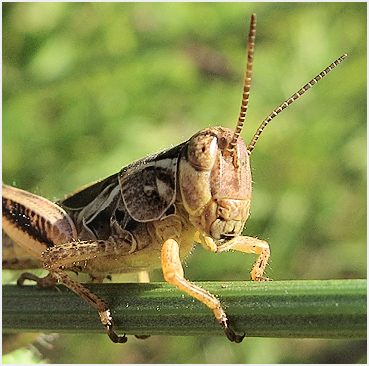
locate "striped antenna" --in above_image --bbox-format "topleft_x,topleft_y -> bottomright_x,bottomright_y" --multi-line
247,53 -> 348,153
228,13 -> 256,154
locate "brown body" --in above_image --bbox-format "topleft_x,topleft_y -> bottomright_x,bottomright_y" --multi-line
3,127 -> 252,277
2,125 -> 263,344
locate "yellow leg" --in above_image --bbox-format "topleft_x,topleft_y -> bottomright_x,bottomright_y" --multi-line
138,271 -> 150,283
197,232 -> 271,281
231,236 -> 271,281
161,238 -> 244,343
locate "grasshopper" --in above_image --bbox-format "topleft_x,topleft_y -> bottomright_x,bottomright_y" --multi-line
2,14 -> 347,343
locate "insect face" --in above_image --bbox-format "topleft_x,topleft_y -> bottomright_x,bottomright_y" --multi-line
179,126 -> 251,242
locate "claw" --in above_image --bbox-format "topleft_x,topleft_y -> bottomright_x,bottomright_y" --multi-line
101,309 -> 128,343
107,330 -> 128,343
134,334 -> 150,340
105,324 -> 128,343
222,319 -> 245,343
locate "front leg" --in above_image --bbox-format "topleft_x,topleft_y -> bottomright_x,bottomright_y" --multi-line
230,236 -> 271,281
197,232 -> 271,281
161,238 -> 245,343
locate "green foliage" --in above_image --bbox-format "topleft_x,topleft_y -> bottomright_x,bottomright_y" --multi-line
2,2 -> 366,364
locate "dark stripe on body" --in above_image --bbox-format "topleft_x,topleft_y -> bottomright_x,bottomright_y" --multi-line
2,197 -> 54,247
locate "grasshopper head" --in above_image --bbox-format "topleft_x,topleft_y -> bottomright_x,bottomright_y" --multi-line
177,14 -> 256,244
178,13 -> 347,247
178,14 -> 256,244
179,126 -> 252,242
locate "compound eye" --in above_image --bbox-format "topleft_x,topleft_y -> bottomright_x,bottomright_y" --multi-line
187,133 -> 218,170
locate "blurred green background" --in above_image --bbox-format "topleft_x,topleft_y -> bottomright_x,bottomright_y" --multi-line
2,2 -> 366,364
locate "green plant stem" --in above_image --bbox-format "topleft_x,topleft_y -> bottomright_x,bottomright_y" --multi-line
2,279 -> 366,339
